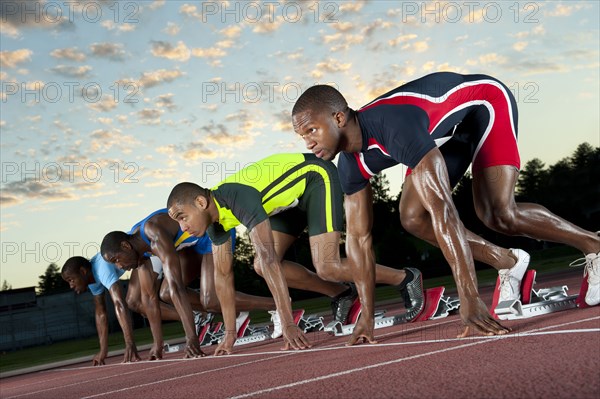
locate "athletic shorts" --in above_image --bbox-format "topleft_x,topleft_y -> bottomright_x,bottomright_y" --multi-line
270,157 -> 344,237
406,79 -> 521,188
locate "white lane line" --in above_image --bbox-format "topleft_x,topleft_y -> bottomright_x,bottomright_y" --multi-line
3,363 -> 172,399
229,317 -> 600,399
79,316 -> 599,399
9,316 -> 599,399
79,352 -> 300,399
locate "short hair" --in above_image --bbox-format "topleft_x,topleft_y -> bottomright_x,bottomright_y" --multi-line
62,256 -> 91,275
100,231 -> 131,258
167,182 -> 210,209
292,84 -> 348,116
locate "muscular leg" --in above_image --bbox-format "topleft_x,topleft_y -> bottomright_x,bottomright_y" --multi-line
252,231 -> 348,297
308,231 -> 407,286
473,166 -> 600,254
199,252 -> 276,312
127,268 -> 181,321
165,248 -> 205,311
400,174 -> 517,270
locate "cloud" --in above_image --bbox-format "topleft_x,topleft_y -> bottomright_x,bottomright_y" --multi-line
410,40 -> 429,53
191,47 -> 226,58
148,0 -> 165,10
151,41 -> 191,62
0,0 -> 73,38
272,109 -> 293,132
50,65 -> 92,78
156,142 -> 221,161
248,15 -> 285,34
513,41 -> 528,52
311,58 -> 352,79
367,64 -> 417,99
220,25 -> 242,38
388,34 -> 417,47
87,95 -> 118,112
50,47 -> 86,62
546,3 -> 588,17
179,3 -> 200,18
135,69 -> 185,89
205,130 -> 254,147
90,43 -> 127,61
155,93 -> 176,111
360,19 -> 394,37
100,20 -> 137,32
89,128 -> 140,153
339,2 -> 366,13
466,53 -> 508,67
163,22 -> 180,36
331,22 -> 355,32
505,59 -> 568,75
137,108 -> 164,125
224,109 -> 266,135
0,49 -> 32,68
0,179 -> 75,206
193,117 -> 257,148
97,117 -> 113,125
329,35 -> 364,52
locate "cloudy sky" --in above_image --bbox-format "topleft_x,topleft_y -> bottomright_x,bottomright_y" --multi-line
1,0 -> 598,290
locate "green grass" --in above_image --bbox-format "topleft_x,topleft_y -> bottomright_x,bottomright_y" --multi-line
0,245 -> 583,374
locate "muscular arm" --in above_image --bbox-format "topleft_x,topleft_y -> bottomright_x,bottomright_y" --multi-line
92,293 -> 109,366
410,147 -> 509,335
137,262 -> 164,359
250,220 -> 310,350
212,236 -> 237,355
107,281 -> 140,363
147,225 -> 202,356
344,183 -> 378,345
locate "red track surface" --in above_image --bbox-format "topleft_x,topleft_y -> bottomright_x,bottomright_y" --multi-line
2,268 -> 599,399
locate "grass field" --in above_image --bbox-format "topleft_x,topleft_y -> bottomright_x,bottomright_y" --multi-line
0,245 -> 582,374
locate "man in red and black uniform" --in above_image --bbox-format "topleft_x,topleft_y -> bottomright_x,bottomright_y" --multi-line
292,72 -> 600,344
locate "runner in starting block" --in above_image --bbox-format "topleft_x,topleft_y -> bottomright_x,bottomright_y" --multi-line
167,153 -> 426,353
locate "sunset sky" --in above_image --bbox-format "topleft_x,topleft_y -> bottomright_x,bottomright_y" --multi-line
1,0 -> 598,289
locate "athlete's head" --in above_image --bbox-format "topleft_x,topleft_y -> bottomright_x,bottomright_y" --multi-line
167,182 -> 213,237
292,84 -> 349,161
101,231 -> 140,271
61,256 -> 92,294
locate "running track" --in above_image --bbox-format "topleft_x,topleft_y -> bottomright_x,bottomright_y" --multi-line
2,269 -> 599,399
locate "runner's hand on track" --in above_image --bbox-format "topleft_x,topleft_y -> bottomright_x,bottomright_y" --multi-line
184,336 -> 206,358
148,342 -> 163,360
346,315 -> 378,346
214,331 -> 236,356
458,296 -> 511,337
281,324 -> 311,350
92,351 -> 107,366
122,342 -> 141,363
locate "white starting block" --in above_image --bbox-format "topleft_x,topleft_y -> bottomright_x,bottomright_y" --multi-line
298,314 -> 325,333
494,285 -> 578,320
324,310 -> 390,337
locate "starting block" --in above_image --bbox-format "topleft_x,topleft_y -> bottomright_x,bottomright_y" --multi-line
491,270 -> 536,318
494,269 -> 579,320
298,313 -> 325,333
323,286 -> 452,337
576,275 -> 591,309
414,287 -> 447,322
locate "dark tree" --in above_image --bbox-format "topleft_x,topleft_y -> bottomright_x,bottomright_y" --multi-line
37,263 -> 70,296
